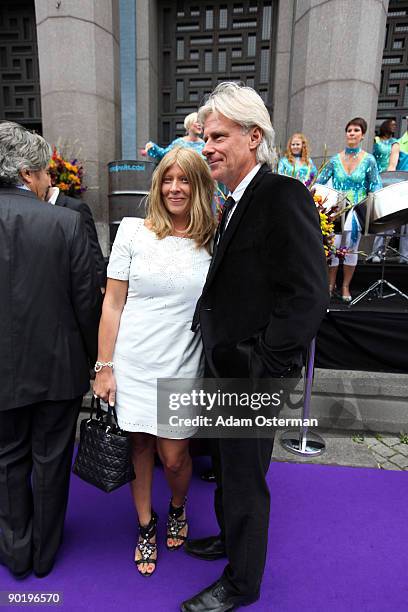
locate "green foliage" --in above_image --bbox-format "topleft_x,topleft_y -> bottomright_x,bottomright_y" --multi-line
399,432 -> 408,445
352,433 -> 365,444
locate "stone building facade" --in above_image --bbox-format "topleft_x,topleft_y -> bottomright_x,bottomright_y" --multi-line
1,0 -> 407,253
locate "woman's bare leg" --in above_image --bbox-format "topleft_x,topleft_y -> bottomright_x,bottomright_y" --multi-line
342,264 -> 355,298
157,438 -> 191,547
328,265 -> 338,295
130,432 -> 156,574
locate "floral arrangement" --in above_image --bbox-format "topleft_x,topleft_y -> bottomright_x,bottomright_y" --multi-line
308,152 -> 351,263
313,191 -> 350,262
49,147 -> 86,197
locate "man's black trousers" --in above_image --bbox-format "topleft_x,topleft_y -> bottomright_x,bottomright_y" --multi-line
211,436 -> 274,598
0,398 -> 81,575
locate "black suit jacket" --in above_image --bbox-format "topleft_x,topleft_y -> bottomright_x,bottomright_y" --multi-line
55,192 -> 107,288
195,165 -> 329,378
0,186 -> 102,410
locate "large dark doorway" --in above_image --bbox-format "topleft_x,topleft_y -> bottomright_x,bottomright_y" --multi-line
0,0 -> 42,132
157,0 -> 277,144
377,0 -> 408,133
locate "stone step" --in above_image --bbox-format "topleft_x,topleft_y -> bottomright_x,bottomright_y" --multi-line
280,368 -> 408,434
76,369 -> 408,441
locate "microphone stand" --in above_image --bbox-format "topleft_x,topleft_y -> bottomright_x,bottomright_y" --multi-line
349,235 -> 408,306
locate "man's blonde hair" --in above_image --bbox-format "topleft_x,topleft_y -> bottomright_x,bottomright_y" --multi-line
198,82 -> 276,166
147,147 -> 215,252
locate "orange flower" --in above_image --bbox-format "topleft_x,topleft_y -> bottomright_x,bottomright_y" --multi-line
51,147 -> 86,194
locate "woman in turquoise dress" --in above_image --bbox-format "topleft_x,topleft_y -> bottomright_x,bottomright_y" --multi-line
372,119 -> 399,173
142,112 -> 204,160
316,117 -> 382,301
397,128 -> 408,171
397,129 -> 408,262
370,120 -> 399,261
278,133 -> 317,187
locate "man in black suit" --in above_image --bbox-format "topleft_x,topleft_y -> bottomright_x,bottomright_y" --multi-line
0,122 -> 101,579
47,188 -> 107,290
182,84 -> 328,611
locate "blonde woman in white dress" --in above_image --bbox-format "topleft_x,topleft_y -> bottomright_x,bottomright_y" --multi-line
94,147 -> 215,576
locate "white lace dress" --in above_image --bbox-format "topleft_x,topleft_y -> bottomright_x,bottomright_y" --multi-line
107,217 -> 211,438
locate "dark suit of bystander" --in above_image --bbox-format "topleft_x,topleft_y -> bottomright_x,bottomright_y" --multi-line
0,186 -> 101,578
55,191 -> 106,289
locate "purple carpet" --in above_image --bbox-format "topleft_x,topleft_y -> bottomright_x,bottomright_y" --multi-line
1,460 -> 407,611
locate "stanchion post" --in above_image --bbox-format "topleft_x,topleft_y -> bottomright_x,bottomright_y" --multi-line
280,337 -> 326,457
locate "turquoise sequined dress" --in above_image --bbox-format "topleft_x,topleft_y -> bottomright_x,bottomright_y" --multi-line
316,152 -> 382,206
397,132 -> 408,171
278,156 -> 317,187
316,152 -> 382,242
372,137 -> 398,173
146,137 -> 205,160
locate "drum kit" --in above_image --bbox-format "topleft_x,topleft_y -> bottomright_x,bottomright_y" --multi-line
314,171 -> 408,306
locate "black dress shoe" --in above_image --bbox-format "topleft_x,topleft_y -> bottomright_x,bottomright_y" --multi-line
34,568 -> 53,579
181,580 -> 259,611
11,568 -> 32,580
34,561 -> 55,579
200,469 -> 216,482
184,535 -> 226,560
0,559 -> 32,580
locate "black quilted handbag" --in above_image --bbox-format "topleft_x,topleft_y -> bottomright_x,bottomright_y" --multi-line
72,397 -> 135,492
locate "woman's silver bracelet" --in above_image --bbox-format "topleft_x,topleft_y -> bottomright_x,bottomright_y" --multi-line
94,361 -> 114,373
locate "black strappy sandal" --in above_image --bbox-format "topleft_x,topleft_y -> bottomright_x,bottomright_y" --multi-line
135,510 -> 158,577
166,498 -> 188,551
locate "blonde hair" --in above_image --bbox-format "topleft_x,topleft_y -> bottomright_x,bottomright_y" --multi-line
198,82 -> 276,166
147,147 -> 215,252
285,133 -> 311,166
184,112 -> 199,132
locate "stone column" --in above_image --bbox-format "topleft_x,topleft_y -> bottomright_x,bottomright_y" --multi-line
135,0 -> 159,152
275,0 -> 389,167
35,0 -> 121,255
272,0 -> 296,157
